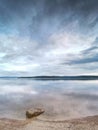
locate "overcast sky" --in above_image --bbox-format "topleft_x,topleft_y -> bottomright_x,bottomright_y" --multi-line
0,0 -> 98,76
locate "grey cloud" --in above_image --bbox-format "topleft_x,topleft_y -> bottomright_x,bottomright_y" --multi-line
82,46 -> 98,55
1,0 -> 98,38
3,0 -> 98,16
90,17 -> 98,27
67,37 -> 98,65
69,55 -> 98,64
82,37 -> 98,55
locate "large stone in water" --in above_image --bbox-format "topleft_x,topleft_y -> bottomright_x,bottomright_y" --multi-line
26,108 -> 45,119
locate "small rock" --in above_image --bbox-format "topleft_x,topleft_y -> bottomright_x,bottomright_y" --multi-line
26,108 -> 45,119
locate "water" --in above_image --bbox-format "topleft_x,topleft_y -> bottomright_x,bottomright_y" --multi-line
0,78 -> 98,120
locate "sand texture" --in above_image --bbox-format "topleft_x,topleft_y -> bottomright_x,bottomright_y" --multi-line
0,115 -> 98,130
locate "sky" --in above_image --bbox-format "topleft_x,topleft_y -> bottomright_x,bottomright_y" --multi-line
0,0 -> 98,76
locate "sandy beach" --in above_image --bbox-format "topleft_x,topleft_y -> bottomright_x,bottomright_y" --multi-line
1,114 -> 98,130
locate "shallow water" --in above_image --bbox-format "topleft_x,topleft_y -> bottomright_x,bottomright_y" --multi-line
0,78 -> 98,120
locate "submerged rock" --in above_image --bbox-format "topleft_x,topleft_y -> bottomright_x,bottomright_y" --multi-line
26,108 -> 45,119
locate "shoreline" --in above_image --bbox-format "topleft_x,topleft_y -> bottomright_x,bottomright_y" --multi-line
0,114 -> 98,130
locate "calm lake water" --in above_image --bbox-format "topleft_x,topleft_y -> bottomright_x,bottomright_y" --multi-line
0,78 -> 98,120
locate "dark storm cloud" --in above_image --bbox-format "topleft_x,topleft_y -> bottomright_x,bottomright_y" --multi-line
1,0 -> 98,28
2,0 -> 98,15
0,0 -> 98,42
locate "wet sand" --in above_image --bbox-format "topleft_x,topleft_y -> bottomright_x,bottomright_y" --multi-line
0,114 -> 98,130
